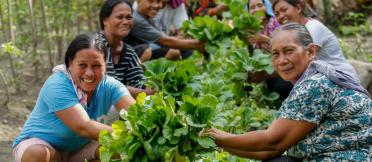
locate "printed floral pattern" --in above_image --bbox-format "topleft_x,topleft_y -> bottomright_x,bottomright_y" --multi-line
279,73 -> 371,161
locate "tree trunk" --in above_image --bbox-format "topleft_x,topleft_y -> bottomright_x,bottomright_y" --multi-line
66,0 -> 73,43
0,3 -> 10,107
6,0 -> 19,93
28,0 -> 40,82
40,0 -> 54,68
0,2 -> 8,40
0,70 -> 10,107
87,0 -> 93,32
77,1 -> 82,34
55,0 -> 69,63
55,32 -> 64,63
323,0 -> 334,25
13,0 -> 24,37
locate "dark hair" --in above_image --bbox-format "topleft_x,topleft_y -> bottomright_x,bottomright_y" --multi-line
64,33 -> 105,68
272,0 -> 312,17
99,0 -> 133,30
271,22 -> 313,48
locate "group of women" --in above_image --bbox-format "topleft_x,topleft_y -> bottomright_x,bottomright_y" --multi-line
12,0 -> 371,162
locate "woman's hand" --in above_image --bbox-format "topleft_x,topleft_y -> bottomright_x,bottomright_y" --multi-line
204,128 -> 233,141
194,40 -> 205,54
144,87 -> 156,95
248,33 -> 270,44
209,4 -> 228,16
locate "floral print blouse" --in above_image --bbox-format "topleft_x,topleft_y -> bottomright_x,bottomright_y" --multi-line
279,73 -> 371,161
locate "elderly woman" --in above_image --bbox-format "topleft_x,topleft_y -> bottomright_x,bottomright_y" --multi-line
272,0 -> 359,82
12,34 -> 135,162
206,23 -> 371,161
95,0 -> 154,98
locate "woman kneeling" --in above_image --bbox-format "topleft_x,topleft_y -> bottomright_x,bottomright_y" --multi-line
206,23 -> 371,161
12,33 -> 135,162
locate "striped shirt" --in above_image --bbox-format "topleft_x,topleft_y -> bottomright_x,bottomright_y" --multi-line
94,32 -> 146,89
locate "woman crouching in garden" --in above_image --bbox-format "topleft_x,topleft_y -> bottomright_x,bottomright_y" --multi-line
12,33 -> 136,162
206,23 -> 371,161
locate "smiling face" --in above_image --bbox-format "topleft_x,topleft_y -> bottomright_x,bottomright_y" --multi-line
103,2 -> 133,38
271,30 -> 315,83
137,0 -> 163,19
249,0 -> 266,21
68,48 -> 106,96
249,0 -> 266,15
273,0 -> 302,24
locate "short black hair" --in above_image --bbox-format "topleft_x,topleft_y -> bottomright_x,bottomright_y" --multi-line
64,33 -> 104,68
99,0 -> 133,30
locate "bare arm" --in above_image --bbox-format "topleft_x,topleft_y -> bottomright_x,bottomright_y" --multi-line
114,95 -> 136,112
127,86 -> 155,98
208,4 -> 228,16
248,33 -> 270,44
56,104 -> 112,140
207,118 -> 316,153
223,148 -> 282,160
56,95 -> 135,140
156,34 -> 204,52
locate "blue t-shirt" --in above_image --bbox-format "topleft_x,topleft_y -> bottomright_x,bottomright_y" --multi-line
13,72 -> 130,151
279,73 -> 371,161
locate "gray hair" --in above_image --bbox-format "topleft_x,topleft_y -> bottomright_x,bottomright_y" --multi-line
271,22 -> 313,48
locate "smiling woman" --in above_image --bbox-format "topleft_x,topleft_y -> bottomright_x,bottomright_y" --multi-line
272,0 -> 360,83
206,23 -> 371,162
95,0 -> 154,98
12,33 -> 135,162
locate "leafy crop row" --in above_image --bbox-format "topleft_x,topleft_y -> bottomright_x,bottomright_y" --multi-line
99,0 -> 279,161
100,93 -> 218,162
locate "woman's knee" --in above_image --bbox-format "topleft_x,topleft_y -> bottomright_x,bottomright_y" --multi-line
21,144 -> 57,162
165,49 -> 181,60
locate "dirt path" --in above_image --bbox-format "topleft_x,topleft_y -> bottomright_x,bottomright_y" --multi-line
0,71 -> 44,161
0,141 -> 13,162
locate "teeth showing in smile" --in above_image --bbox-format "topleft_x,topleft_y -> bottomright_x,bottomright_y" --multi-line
120,27 -> 129,31
83,78 -> 94,83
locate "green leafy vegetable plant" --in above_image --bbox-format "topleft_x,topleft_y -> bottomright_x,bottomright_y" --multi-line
99,93 -> 218,162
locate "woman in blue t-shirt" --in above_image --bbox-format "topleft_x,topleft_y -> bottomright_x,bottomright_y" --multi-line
205,23 -> 371,161
12,33 -> 135,162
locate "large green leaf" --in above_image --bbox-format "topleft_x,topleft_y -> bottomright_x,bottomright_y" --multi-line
196,136 -> 216,148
